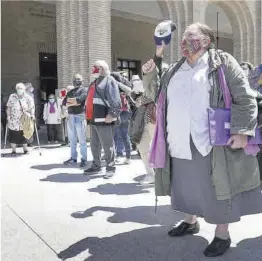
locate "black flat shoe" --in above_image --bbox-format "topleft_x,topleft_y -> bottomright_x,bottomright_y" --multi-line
11,151 -> 17,156
83,166 -> 101,175
204,237 -> 231,257
168,221 -> 200,237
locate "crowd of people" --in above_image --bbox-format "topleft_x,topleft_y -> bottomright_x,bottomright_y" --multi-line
1,21 -> 262,258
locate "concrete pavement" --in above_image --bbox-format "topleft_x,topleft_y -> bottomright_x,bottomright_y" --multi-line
1,143 -> 262,261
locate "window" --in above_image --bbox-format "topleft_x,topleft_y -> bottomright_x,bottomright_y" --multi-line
116,59 -> 141,80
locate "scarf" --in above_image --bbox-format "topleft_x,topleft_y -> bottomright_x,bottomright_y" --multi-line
149,90 -> 166,168
149,66 -> 260,169
49,102 -> 56,113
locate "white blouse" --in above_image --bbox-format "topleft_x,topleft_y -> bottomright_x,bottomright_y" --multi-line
166,52 -> 213,160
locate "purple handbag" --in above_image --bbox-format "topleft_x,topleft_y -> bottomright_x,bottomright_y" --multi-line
207,66 -> 262,146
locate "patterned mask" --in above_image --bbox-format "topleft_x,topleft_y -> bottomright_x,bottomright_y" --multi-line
180,39 -> 202,57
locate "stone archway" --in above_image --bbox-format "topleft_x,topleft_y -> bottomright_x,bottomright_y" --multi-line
203,0 -> 255,63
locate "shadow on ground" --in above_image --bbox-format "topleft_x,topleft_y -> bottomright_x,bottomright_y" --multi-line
71,205 -> 184,226
31,161 -> 93,171
88,183 -> 153,195
1,152 -> 25,158
40,173 -> 103,183
57,226 -> 262,261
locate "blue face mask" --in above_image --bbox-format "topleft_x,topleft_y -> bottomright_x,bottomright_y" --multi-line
49,98 -> 55,103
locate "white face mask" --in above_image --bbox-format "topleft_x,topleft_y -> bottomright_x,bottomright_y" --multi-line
91,73 -> 100,79
49,98 -> 55,103
132,80 -> 144,94
17,89 -> 24,96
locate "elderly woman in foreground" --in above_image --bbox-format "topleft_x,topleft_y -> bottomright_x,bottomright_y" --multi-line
6,83 -> 35,155
143,23 -> 262,257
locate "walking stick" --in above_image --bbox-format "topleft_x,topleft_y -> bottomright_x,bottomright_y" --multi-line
34,122 -> 42,156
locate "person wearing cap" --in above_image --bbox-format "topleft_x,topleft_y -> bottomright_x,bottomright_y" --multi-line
142,22 -> 262,257
62,74 -> 88,168
6,83 -> 35,155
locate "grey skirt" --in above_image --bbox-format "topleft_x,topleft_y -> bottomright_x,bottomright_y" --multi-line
171,141 -> 262,224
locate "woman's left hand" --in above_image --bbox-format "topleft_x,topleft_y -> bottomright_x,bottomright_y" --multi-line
227,134 -> 248,149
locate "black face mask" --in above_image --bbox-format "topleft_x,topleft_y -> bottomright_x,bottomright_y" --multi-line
73,79 -> 82,87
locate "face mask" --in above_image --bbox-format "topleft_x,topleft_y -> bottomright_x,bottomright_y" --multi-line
17,89 -> 24,96
73,79 -> 82,87
180,39 -> 202,57
91,66 -> 101,79
49,98 -> 55,103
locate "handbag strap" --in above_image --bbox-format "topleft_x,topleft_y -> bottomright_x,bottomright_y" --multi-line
95,79 -> 110,109
217,65 -> 232,109
18,99 -> 25,114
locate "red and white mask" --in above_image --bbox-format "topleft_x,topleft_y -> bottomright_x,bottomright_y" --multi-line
91,66 -> 102,79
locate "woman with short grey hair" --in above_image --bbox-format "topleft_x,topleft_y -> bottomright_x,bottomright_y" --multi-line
6,83 -> 35,155
143,22 -> 262,257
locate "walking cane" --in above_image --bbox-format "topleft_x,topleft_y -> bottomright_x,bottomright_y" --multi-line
34,122 -> 42,156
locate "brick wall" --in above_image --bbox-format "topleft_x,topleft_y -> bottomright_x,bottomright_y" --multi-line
1,1 -> 56,96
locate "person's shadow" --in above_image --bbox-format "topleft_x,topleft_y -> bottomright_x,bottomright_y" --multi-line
31,161 -> 93,171
40,173 -> 103,183
71,205 -> 185,226
57,228 -> 262,261
88,183 -> 153,196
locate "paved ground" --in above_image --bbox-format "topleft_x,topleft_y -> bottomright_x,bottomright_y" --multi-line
1,138 -> 262,261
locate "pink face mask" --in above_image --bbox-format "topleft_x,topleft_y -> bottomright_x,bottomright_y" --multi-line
180,39 -> 202,57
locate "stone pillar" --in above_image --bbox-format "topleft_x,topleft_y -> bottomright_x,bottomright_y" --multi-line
56,0 -> 111,140
87,0 -> 111,82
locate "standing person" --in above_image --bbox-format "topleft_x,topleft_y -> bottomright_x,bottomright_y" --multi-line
25,83 -> 35,146
43,94 -> 61,144
6,83 -> 35,155
63,74 -> 88,168
58,86 -> 73,146
84,60 -> 121,179
143,22 -> 262,257
130,75 -> 156,185
111,71 -> 133,164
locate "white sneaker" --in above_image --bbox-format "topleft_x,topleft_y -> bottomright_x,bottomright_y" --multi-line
103,171 -> 114,179
139,174 -> 154,185
124,158 -> 131,165
115,157 -> 122,164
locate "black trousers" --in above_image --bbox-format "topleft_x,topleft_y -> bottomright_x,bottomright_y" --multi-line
47,124 -> 59,142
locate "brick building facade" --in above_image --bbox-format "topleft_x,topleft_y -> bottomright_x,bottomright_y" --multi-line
1,0 -> 262,97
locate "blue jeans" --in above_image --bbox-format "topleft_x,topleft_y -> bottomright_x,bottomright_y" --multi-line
114,121 -> 131,158
67,114 -> 87,161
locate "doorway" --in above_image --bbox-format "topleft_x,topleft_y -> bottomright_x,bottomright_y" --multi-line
39,53 -> 57,100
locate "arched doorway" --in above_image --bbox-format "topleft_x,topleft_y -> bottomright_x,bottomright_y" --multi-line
204,0 -> 255,64
110,0 -> 171,78
205,3 -> 233,55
